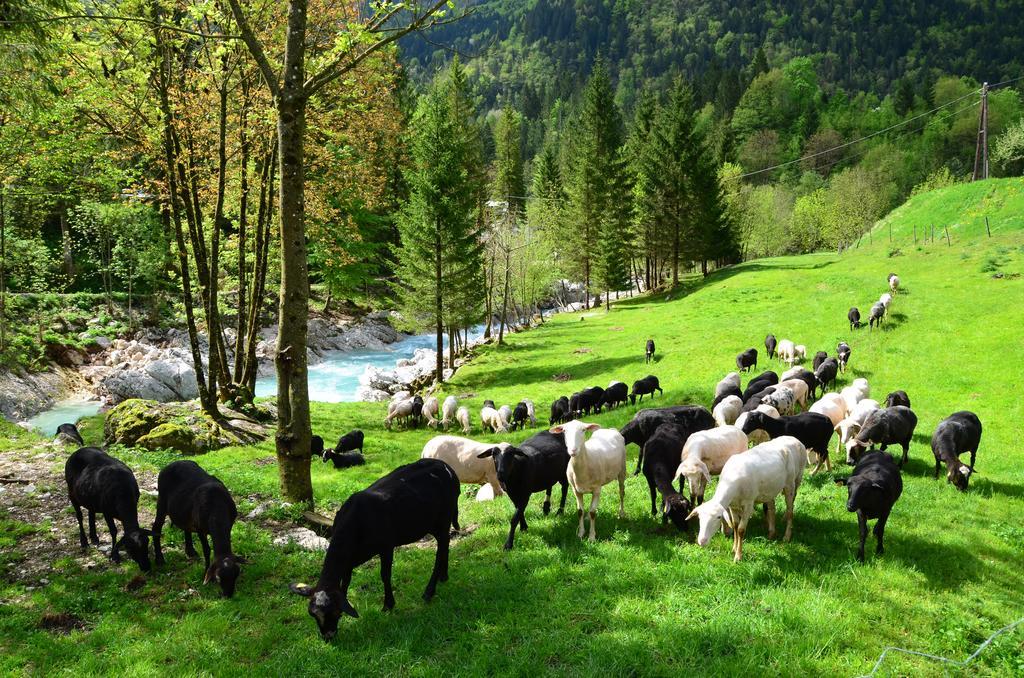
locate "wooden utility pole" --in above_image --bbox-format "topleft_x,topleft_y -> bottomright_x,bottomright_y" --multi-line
973,82 -> 989,181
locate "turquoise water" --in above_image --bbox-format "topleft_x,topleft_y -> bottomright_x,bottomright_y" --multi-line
26,398 -> 103,435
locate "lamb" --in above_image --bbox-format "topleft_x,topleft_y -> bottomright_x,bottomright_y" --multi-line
889,273 -> 900,294
931,411 -> 982,491
868,302 -> 885,330
600,382 -> 629,411
523,399 -> 538,426
739,411 -> 834,474
313,435 -> 366,469
64,447 -> 151,572
676,425 -> 749,504
56,423 -> 84,446
645,339 -> 656,364
884,390 -> 911,409
551,420 -> 627,542
422,396 -> 440,428
812,351 -> 829,371
549,396 -> 570,425
763,385 -> 797,415
629,375 -> 663,405
734,404 -> 781,444
794,345 -> 807,364
840,378 -> 870,411
440,396 -> 459,431
153,460 -> 241,596
476,431 -> 570,550
511,402 -> 529,431
809,393 -> 848,427
384,398 -> 415,430
846,406 -> 918,467
813,358 -> 839,396
687,436 -> 807,561
619,405 -> 715,475
456,406 -> 471,434
777,339 -> 797,366
289,459 -> 460,640
713,395 -> 743,427
834,399 -> 880,458
765,334 -> 777,360
848,307 -> 861,330
640,423 -> 693,530
835,451 -> 902,562
421,435 -> 509,497
836,342 -> 851,373
480,406 -> 507,434
735,348 -> 758,373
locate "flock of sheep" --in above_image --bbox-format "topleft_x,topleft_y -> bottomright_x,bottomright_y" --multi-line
54,271 -> 987,642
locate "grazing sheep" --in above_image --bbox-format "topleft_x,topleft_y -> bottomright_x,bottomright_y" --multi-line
511,402 -> 529,431
440,396 -> 459,431
483,399 -> 496,409
332,429 -> 365,455
629,375 -> 663,405
813,358 -> 839,396
56,423 -> 84,446
687,436 -> 807,561
384,398 -> 415,430
578,386 -> 605,415
289,459 -> 460,640
601,382 -> 629,411
640,424 -> 693,530
153,460 -> 240,596
734,404 -> 781,445
64,447 -> 151,572
620,406 -> 715,475
765,334 -> 777,360
879,292 -> 892,315
794,345 -> 807,364
781,366 -> 817,396
741,385 -> 776,413
742,370 -> 779,402
480,406 -> 507,434
421,435 -> 509,497
713,395 -> 743,427
476,431 -> 570,550
712,386 -> 743,409
456,406 -> 471,434
836,342 -> 851,373
645,339 -> 656,364
568,392 -> 582,418
411,396 -> 425,426
884,390 -> 911,409
550,396 -> 570,425
736,348 -> 758,373
676,425 -> 749,504
848,307 -> 861,330
846,406 -> 918,467
763,385 -> 797,415
551,420 -> 627,542
931,411 -> 982,491
889,274 -> 900,294
523,399 -> 538,427
740,411 -> 835,474
422,396 -> 440,428
314,435 -> 366,469
834,399 -> 880,458
869,302 -> 885,330
715,372 -> 742,399
778,379 -> 809,411
835,451 -> 902,562
812,351 -> 829,371
498,405 -> 513,430
777,339 -> 797,366
840,378 -> 870,412
810,393 -> 848,427
390,390 -> 411,404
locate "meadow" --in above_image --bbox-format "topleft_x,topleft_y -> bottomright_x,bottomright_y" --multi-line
2,179 -> 1023,676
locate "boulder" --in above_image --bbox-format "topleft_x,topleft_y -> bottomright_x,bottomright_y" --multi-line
272,528 -> 328,551
103,398 -> 272,454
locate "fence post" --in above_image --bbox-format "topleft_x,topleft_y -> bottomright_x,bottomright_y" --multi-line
945,225 -> 951,246
986,216 -> 991,237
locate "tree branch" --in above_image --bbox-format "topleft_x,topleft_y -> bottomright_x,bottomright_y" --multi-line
0,14 -> 241,40
224,0 -> 281,99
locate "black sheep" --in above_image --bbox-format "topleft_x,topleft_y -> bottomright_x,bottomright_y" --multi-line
848,307 -> 861,330
836,342 -> 851,373
765,334 -> 777,360
835,451 -> 902,562
847,406 -> 918,467
601,382 -> 629,411
476,431 -> 569,550
289,459 -> 460,640
153,460 -> 241,596
931,411 -> 982,491
629,375 -> 663,405
511,402 -> 529,430
741,385 -> 777,412
812,351 -> 829,371
579,386 -> 605,415
411,395 -> 425,426
549,396 -> 570,425
483,399 -> 496,409
641,423 -> 693,531
313,435 -> 366,469
64,447 -> 151,572
645,339 -> 655,364
332,429 -> 364,455
712,385 -> 743,409
56,423 -> 84,446
884,390 -> 911,409
742,371 -> 779,401
620,406 -> 714,475
785,367 -> 818,396
813,358 -> 839,396
735,348 -> 758,373
739,411 -> 835,472
568,392 -> 582,418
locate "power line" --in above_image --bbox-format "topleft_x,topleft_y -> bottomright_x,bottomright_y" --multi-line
989,75 -> 1024,89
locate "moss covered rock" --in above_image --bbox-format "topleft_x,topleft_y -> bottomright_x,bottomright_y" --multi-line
103,398 -> 271,454
136,422 -> 204,455
104,399 -> 164,444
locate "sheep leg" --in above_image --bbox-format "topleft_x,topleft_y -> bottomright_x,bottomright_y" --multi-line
198,533 -> 212,572
184,531 -> 198,559
88,510 -> 100,545
574,490 -> 586,539
152,498 -> 168,567
899,442 -> 909,468
588,489 -> 602,542
105,515 -> 120,563
970,449 -> 977,470
72,504 -> 88,549
504,505 -> 524,551
519,510 -> 528,532
874,511 -> 890,556
647,477 -> 657,517
542,487 -> 552,515
856,512 -> 868,562
734,520 -> 747,562
618,473 -> 626,519
934,457 -> 941,479
765,501 -> 777,540
783,488 -> 795,543
424,529 -> 450,602
379,549 -> 395,610
557,481 -> 568,515
633,448 -> 644,476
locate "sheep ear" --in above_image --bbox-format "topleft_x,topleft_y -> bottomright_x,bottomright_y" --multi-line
721,509 -> 734,529
341,599 -> 359,619
549,425 -> 564,434
584,423 -> 601,432
203,564 -> 217,585
685,507 -> 700,521
289,582 -> 314,597
476,447 -> 497,459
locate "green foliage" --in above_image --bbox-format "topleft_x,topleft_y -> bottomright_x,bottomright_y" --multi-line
992,117 -> 1024,177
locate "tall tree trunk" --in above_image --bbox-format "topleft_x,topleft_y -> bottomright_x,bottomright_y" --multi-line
498,248 -> 511,344
483,247 -> 495,339
234,79 -> 250,382
672,223 -> 680,286
434,216 -> 443,382
208,63 -> 231,399
274,0 -> 313,503
242,143 -> 275,394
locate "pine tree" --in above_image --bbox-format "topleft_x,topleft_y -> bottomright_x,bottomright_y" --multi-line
492,105 -> 526,217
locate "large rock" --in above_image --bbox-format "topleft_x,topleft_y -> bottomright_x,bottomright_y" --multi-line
104,398 -> 271,455
101,354 -> 199,403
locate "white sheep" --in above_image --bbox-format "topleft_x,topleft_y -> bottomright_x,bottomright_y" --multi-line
778,379 -> 809,411
390,390 -> 411,404
889,274 -> 900,294
498,405 -> 513,431
423,396 -> 440,428
809,393 -> 847,427
550,420 -> 627,542
835,398 -> 880,456
456,406 -> 471,434
763,385 -> 797,415
480,406 -> 507,433
734,404 -> 780,444
687,435 -> 807,561
794,345 -> 807,364
384,398 -> 414,430
840,379 -> 870,412
421,435 -> 508,498
440,396 -> 458,430
675,426 -> 749,505
523,398 -> 537,427
715,372 -> 741,398
713,395 -> 743,427
777,339 -> 797,366
780,366 -> 805,382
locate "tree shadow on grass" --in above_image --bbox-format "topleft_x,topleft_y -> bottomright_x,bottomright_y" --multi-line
970,477 -> 1024,500
881,312 -> 908,331
467,355 -> 644,394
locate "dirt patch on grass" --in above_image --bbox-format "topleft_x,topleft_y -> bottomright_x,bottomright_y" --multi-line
572,347 -> 592,354
39,611 -> 88,634
252,456 -> 277,467
551,373 -> 571,382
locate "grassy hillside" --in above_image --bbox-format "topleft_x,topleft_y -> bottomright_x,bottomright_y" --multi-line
3,179 -> 1024,675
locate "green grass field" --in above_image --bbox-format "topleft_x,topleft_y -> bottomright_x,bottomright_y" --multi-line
2,178 -> 1024,676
